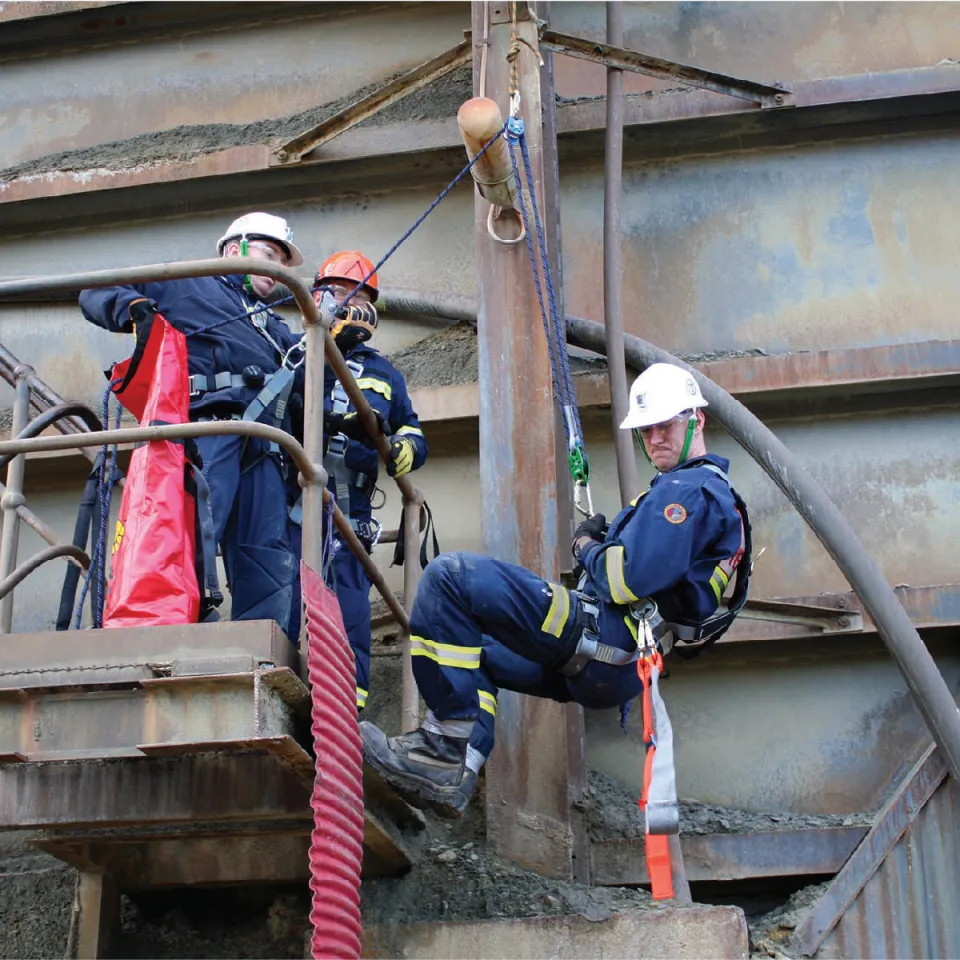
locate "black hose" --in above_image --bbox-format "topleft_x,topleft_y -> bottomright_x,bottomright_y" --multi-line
0,402 -> 103,471
0,544 -> 90,602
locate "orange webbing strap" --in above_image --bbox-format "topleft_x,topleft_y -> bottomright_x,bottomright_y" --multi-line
637,651 -> 674,900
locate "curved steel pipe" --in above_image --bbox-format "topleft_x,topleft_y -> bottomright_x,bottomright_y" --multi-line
0,544 -> 90,602
0,402 -> 103,471
378,289 -> 960,782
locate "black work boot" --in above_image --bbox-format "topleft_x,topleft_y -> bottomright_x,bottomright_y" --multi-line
360,720 -> 477,819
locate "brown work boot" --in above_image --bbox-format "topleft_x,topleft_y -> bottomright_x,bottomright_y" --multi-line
360,720 -> 477,819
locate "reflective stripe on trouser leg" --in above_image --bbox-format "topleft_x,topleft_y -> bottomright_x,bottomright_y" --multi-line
645,661 -> 679,835
409,552 -> 582,726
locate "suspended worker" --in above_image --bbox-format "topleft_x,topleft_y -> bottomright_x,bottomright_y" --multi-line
79,211 -> 305,633
288,250 -> 428,712
361,362 -> 751,817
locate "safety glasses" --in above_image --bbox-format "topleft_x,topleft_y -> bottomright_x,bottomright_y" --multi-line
636,412 -> 693,437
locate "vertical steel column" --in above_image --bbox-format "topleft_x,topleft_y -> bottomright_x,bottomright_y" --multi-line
401,497 -> 424,732
473,0 -> 578,880
603,1 -> 639,506
0,368 -> 32,633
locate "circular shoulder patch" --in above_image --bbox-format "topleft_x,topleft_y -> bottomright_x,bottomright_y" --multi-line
664,503 -> 687,524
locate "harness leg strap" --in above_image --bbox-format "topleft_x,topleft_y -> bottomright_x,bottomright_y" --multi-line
644,660 -> 679,836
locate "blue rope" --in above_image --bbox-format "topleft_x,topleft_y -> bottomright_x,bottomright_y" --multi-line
188,122 -> 511,338
507,119 -> 589,484
342,118 -> 511,306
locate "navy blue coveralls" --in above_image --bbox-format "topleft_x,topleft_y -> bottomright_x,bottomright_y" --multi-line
80,274 -> 303,634
288,342 -> 427,709
408,455 -> 744,762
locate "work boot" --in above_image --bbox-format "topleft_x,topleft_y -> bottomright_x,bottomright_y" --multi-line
360,720 -> 477,819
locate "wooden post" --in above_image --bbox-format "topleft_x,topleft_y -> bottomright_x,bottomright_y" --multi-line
472,0 -> 583,880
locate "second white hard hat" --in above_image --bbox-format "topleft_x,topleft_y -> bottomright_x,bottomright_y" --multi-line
619,362 -> 707,430
217,212 -> 303,267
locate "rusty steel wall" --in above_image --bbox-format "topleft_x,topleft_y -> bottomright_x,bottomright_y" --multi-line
588,633 -> 960,816
550,2 -> 960,98
560,130 -> 960,358
817,773 -> 960,958
0,2 -> 470,170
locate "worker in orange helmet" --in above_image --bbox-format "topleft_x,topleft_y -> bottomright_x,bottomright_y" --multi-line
287,251 -> 428,715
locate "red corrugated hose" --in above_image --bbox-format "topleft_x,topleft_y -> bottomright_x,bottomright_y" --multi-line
303,561 -> 364,960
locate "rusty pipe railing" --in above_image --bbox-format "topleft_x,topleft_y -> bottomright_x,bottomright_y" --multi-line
0,420 -> 412,634
0,544 -> 90,602
0,369 -> 32,632
0,260 -> 423,666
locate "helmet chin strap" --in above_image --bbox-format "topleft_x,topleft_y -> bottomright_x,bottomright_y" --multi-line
240,238 -> 255,295
633,414 -> 697,470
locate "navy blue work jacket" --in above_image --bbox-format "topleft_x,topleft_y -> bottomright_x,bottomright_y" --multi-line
79,274 -> 303,426
325,343 -> 428,519
579,455 -> 744,641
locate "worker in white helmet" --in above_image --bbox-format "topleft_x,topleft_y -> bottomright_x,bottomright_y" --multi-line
79,212 -> 306,635
360,362 -> 752,818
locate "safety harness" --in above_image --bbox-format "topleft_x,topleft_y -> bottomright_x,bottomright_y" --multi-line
561,463 -> 752,677
313,358 -> 381,548
189,298 -> 305,460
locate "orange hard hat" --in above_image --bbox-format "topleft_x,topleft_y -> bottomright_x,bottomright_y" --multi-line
315,250 -> 379,299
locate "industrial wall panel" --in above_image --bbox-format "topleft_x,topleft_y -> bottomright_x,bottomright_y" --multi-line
550,2 -> 960,98
0,2 -> 469,170
586,635 -> 960,816
817,774 -> 960,959
561,130 -> 960,359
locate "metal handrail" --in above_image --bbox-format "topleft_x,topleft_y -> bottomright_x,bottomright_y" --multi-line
0,260 -> 424,719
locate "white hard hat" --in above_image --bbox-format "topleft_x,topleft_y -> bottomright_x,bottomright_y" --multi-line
217,212 -> 303,267
619,362 -> 707,430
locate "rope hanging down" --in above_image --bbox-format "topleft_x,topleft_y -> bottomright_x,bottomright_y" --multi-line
506,116 -> 594,518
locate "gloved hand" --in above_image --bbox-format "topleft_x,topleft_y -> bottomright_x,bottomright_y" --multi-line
128,298 -> 158,331
325,409 -> 388,448
572,512 -> 607,562
333,302 -> 378,328
386,435 -> 416,478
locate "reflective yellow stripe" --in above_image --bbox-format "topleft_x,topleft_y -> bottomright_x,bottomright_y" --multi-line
713,565 -> 730,589
397,425 -> 423,437
606,545 -> 640,605
478,690 -> 497,717
356,377 -> 392,400
623,616 -> 639,645
356,687 -> 368,708
410,635 -> 481,669
540,583 -> 571,638
709,574 -> 723,604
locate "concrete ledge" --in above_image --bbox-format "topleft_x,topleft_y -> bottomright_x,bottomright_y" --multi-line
362,906 -> 748,960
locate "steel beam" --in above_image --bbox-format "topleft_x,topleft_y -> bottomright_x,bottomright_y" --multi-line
472,0 -> 579,880
75,871 -> 119,960
0,753 -> 311,828
539,28 -> 792,107
792,744 -> 948,956
591,826 -> 869,886
273,39 -> 473,164
2,67 -> 960,218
